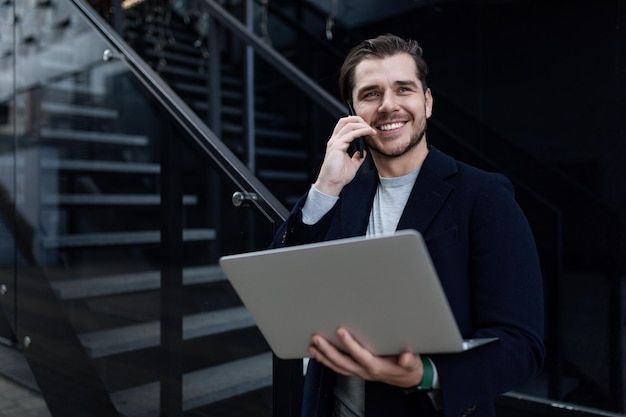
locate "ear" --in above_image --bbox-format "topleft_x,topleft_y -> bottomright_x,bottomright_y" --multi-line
425,88 -> 434,119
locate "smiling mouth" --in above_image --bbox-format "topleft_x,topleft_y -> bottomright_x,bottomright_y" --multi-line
377,121 -> 405,131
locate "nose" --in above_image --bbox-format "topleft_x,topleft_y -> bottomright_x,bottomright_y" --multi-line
378,92 -> 399,113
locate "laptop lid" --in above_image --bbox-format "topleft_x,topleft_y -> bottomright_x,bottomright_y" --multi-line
219,229 -> 496,359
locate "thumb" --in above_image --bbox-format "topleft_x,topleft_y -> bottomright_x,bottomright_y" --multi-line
397,352 -> 419,370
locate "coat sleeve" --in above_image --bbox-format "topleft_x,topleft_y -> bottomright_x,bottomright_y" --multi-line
431,174 -> 545,417
269,193 -> 338,249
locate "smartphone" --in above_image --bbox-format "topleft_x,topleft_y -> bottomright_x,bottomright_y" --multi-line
346,101 -> 365,158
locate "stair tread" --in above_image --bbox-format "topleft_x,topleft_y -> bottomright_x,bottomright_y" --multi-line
256,147 -> 308,159
156,65 -> 239,85
111,352 -> 272,416
80,306 -> 256,357
41,193 -> 197,206
145,48 -> 207,67
187,100 -> 286,123
41,158 -> 160,173
51,265 -> 225,299
40,127 -> 149,146
257,169 -> 309,181
41,229 -> 216,248
222,123 -> 303,140
41,101 -> 118,119
142,34 -> 202,54
44,83 -> 107,99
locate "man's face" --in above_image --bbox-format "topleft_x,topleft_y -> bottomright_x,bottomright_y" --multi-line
351,53 -> 433,160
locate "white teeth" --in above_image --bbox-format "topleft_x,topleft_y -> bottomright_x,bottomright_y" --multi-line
379,122 -> 404,131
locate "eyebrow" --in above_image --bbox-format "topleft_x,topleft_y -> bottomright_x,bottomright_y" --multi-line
356,80 -> 420,97
396,80 -> 419,88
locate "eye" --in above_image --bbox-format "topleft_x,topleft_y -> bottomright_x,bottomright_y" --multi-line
362,91 -> 379,100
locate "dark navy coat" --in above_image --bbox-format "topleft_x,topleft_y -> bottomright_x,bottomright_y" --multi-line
271,146 -> 545,417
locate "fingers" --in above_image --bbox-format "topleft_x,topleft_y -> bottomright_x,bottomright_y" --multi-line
308,329 -> 387,378
330,116 -> 375,151
314,117 -> 372,196
335,328 -> 373,363
309,329 -> 425,388
309,334 -> 361,377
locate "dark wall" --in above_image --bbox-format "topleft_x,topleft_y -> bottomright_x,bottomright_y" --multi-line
358,0 -> 625,216
350,0 -> 626,413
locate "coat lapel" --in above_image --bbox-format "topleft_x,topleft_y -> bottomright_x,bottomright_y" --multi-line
335,146 -> 457,238
397,147 -> 457,234
339,166 -> 379,238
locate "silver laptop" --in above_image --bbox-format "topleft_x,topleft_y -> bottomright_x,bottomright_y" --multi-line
219,229 -> 497,359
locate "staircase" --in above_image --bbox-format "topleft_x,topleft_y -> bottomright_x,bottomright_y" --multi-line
33,73 -> 273,415
123,2 -> 315,208
0,0 -> 279,415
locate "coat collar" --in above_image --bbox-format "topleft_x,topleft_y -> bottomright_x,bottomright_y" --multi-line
339,146 -> 457,236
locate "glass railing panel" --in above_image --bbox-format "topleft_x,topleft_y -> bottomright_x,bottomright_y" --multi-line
0,0 -> 16,345
0,1 -> 14,102
7,0 -> 279,416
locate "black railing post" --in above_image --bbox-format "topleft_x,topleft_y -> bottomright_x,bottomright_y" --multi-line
607,212 -> 624,411
160,121 -> 184,417
208,15 -> 222,137
273,355 -> 304,417
244,0 -> 256,175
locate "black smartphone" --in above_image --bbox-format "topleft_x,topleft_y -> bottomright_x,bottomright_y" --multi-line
346,101 -> 365,158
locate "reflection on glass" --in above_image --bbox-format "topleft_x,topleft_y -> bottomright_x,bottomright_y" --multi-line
2,0 -> 275,416
0,0 -> 16,345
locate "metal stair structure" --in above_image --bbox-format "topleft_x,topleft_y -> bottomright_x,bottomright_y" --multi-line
1,0 -> 282,415
123,2 -> 315,208
35,76 -> 272,414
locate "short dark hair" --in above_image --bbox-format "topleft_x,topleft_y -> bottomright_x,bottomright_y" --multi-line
339,34 -> 429,103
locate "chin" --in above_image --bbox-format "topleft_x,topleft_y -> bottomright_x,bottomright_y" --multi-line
373,136 -> 423,158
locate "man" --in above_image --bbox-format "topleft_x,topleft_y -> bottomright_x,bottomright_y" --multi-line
271,34 -> 545,417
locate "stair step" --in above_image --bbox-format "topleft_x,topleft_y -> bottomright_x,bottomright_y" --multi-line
156,65 -> 239,86
40,128 -> 149,146
80,306 -> 255,358
256,147 -> 308,159
146,26 -> 198,45
145,48 -> 206,68
188,101 -> 285,123
143,34 -> 200,54
41,193 -> 197,206
186,101 -> 237,116
40,229 -> 216,249
41,158 -> 160,174
112,352 -> 272,416
222,123 -> 303,141
257,169 -> 309,181
44,83 -> 106,99
172,81 -> 236,97
256,126 -> 304,141
52,265 -> 225,300
41,101 -> 118,119
172,81 -> 211,96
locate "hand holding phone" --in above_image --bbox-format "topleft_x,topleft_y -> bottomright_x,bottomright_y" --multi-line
346,101 -> 365,158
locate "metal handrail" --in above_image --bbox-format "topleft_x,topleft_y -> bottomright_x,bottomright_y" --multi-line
70,0 -> 290,223
201,0 -> 347,118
